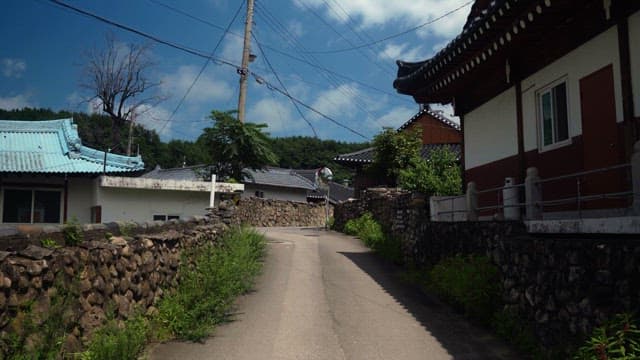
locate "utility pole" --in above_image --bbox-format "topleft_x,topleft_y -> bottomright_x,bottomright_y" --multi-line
237,0 -> 255,124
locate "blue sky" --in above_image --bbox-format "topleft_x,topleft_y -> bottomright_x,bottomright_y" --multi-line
0,0 -> 470,143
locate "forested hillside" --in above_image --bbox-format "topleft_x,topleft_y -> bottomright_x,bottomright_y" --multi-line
0,108 -> 368,181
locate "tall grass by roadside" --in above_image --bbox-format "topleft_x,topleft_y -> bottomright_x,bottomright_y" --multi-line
343,212 -> 402,263
155,226 -> 266,341
74,226 -> 266,359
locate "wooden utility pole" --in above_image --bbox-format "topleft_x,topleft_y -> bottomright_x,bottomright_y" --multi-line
237,0 -> 255,123
126,112 -> 135,156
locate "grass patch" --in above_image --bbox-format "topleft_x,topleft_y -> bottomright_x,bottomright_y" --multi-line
81,313 -> 149,360
343,213 -> 402,263
156,226 -> 266,341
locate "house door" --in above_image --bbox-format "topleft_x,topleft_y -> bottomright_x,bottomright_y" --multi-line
579,64 -> 625,209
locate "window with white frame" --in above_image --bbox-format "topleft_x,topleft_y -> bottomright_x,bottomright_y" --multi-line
152,214 -> 180,221
2,189 -> 62,223
538,80 -> 569,148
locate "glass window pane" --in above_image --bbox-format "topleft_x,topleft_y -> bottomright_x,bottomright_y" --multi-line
167,215 -> 180,220
34,191 -> 61,223
153,215 -> 166,221
553,83 -> 568,141
541,92 -> 553,146
2,189 -> 32,223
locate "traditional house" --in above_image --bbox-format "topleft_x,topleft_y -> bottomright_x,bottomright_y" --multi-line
242,167 -> 316,203
294,169 -> 355,204
0,119 -> 144,225
334,106 -> 461,195
394,0 -> 640,218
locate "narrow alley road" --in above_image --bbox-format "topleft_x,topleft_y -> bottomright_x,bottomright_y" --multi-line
149,227 -> 518,360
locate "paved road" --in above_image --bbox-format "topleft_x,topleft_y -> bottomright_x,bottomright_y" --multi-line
149,227 -> 518,360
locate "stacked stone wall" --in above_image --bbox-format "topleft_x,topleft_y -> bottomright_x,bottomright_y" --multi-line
216,197 -> 330,227
334,191 -> 640,348
0,217 -> 226,353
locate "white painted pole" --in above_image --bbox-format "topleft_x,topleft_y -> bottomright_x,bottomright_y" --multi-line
209,174 -> 217,208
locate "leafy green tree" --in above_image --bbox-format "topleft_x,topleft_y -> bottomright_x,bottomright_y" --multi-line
269,136 -> 369,183
199,110 -> 278,181
398,147 -> 462,196
367,127 -> 422,186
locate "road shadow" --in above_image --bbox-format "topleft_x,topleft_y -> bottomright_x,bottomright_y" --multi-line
338,251 -> 521,360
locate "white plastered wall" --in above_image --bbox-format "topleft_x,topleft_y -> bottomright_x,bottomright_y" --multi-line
464,86 -> 518,169
242,184 -> 309,203
95,187 -> 209,223
521,25 -> 623,152
629,10 -> 640,117
66,177 -> 96,224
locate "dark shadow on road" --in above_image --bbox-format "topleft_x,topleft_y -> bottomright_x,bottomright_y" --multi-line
338,251 -> 520,360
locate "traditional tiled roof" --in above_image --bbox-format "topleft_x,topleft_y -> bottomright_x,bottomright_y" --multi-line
397,106 -> 460,132
294,169 -> 355,204
394,0 -> 530,98
141,165 -> 207,181
334,143 -> 461,165
333,147 -> 376,164
243,167 -> 316,190
0,119 -> 144,173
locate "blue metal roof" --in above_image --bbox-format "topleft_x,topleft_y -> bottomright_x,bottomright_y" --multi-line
0,119 -> 144,173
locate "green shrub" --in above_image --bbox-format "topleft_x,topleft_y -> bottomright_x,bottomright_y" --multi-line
428,254 -> 499,324
40,237 -> 60,249
82,313 -> 149,360
157,226 -> 265,341
573,313 -> 640,360
62,217 -> 83,246
344,212 -> 385,248
492,308 -> 541,356
343,213 -> 402,263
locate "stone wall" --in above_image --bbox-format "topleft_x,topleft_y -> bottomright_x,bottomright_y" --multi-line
334,190 -> 640,348
0,217 -> 226,354
215,197 -> 330,227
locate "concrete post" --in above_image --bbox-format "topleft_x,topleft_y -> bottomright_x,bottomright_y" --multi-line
632,141 -> 640,214
525,167 -> 542,220
503,177 -> 521,220
466,182 -> 478,221
209,174 -> 217,208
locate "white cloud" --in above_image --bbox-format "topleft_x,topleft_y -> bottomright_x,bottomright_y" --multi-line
247,97 -> 305,134
2,58 -> 26,78
379,42 -> 430,62
160,65 -> 234,105
287,20 -> 305,38
374,105 -> 418,129
294,0 -> 471,39
133,104 -> 174,138
311,83 -> 360,120
428,103 -> 460,124
0,94 -> 32,110
220,36 -> 244,65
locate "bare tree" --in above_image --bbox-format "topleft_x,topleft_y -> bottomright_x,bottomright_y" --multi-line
82,34 -> 162,153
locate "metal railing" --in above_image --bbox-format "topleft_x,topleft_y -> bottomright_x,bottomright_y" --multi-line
430,162 -> 635,222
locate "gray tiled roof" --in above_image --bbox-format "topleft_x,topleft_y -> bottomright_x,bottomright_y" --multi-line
334,143 -> 461,165
294,169 -> 355,204
141,165 -> 207,181
243,167 -> 316,190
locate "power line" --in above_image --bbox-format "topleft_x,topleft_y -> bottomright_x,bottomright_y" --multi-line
252,32 -> 318,138
302,1 -> 474,54
147,0 -> 404,100
47,0 -> 369,140
158,0 -> 244,134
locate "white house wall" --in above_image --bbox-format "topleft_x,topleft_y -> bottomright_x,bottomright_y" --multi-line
629,10 -> 640,117
66,178 -> 95,224
97,187 -> 210,223
242,184 -> 308,203
464,86 -> 517,170
521,25 -> 623,152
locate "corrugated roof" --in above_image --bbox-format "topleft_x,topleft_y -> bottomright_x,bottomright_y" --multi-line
243,167 -> 316,190
0,119 -> 144,173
